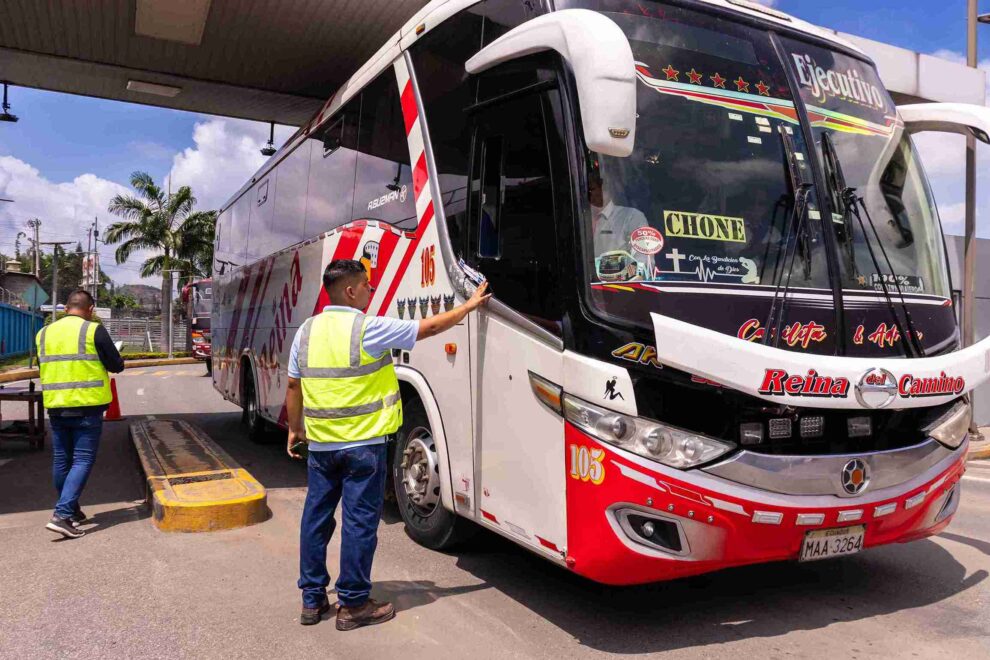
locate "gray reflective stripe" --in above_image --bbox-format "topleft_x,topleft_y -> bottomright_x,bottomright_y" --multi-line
304,391 -> 401,420
298,318 -> 314,372
42,380 -> 105,391
298,354 -> 390,379
38,326 -> 47,358
349,313 -> 365,367
79,321 -> 91,354
38,354 -> 102,364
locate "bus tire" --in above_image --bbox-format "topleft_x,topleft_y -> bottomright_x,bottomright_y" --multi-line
393,400 -> 473,550
240,367 -> 268,444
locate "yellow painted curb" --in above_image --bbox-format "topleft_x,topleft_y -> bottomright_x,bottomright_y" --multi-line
131,418 -> 268,532
968,443 -> 990,461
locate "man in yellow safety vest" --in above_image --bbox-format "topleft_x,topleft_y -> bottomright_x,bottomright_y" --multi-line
37,289 -> 124,539
286,259 -> 489,629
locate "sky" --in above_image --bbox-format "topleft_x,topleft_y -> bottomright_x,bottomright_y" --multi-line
0,0 -> 988,288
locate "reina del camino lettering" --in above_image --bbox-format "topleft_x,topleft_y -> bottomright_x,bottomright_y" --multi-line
898,372 -> 965,398
791,53 -> 887,112
758,369 -> 850,398
737,319 -> 828,349
259,251 -> 303,395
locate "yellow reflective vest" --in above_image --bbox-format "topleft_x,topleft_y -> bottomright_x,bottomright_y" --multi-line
36,315 -> 112,409
298,310 -> 402,443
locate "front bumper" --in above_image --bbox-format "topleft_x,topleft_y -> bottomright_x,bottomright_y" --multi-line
192,343 -> 211,360
564,423 -> 966,585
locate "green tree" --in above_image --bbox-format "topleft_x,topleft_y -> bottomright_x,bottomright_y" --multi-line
107,292 -> 139,311
104,172 -> 216,341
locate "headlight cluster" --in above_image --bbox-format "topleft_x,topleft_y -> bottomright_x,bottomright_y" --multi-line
562,394 -> 735,469
925,399 -> 971,449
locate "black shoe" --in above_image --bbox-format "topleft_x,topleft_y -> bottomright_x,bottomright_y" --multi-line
69,510 -> 90,527
46,516 -> 85,539
336,599 -> 395,631
300,601 -> 331,626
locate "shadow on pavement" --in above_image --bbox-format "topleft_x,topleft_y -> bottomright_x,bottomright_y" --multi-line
939,531 -> 990,557
444,529 -> 986,654
371,579 -> 491,612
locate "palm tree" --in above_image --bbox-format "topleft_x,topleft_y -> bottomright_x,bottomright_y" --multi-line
104,171 -> 216,343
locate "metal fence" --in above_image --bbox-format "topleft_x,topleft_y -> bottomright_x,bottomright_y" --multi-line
104,318 -> 187,352
0,301 -> 44,358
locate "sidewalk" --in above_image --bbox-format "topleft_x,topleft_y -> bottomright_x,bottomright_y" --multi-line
969,428 -> 990,460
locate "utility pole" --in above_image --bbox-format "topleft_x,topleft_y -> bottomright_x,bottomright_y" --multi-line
163,269 -> 183,359
40,241 -> 74,323
26,218 -> 41,277
966,1 -> 986,440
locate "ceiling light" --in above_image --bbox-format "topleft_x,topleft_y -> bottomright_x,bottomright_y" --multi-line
260,121 -> 277,157
135,0 -> 212,45
0,82 -> 19,123
126,80 -> 182,97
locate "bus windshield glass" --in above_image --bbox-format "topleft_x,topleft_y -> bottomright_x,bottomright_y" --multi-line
779,37 -> 951,300
561,1 -> 831,329
191,283 -> 212,318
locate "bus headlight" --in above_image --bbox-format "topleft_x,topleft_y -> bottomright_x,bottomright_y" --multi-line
925,400 -> 971,449
562,394 -> 734,469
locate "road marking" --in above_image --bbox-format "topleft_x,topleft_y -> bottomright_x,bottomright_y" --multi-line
961,475 -> 990,484
136,388 -> 145,396
151,370 -> 170,376
125,370 -> 145,376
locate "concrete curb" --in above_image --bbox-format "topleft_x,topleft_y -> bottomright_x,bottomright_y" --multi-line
968,430 -> 990,461
0,358 -> 200,384
131,418 -> 268,533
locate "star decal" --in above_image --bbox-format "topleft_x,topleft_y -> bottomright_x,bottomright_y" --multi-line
687,68 -> 703,85
755,80 -> 771,96
710,72 -> 726,89
662,64 -> 680,81
856,275 -> 867,287
733,76 -> 750,93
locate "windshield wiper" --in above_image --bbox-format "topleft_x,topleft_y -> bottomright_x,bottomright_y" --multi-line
820,132 -> 925,358
763,126 -> 813,349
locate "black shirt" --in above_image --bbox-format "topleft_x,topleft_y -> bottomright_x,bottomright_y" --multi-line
47,323 -> 125,417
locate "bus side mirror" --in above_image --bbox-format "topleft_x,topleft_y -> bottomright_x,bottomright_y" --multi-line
900,102 -> 990,144
465,9 -> 636,158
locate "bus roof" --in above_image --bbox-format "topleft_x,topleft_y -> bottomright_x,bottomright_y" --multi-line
221,0 -> 865,213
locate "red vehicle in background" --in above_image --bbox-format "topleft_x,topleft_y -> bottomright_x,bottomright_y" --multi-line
181,278 -> 212,375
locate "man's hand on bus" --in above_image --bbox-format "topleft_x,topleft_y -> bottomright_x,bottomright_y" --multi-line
416,281 -> 491,340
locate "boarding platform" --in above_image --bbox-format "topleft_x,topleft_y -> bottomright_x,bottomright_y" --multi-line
131,418 -> 268,532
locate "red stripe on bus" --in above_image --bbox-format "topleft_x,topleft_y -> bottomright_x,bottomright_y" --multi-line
400,80 -> 417,135
481,510 -> 498,524
375,201 -> 434,317
312,223 -> 368,313
369,229 -> 401,293
412,152 -> 428,201
535,536 -> 559,552
239,258 -> 270,350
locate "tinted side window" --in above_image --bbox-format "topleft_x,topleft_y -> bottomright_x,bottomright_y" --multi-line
228,193 -> 252,268
213,211 -> 229,274
468,91 -> 561,328
304,100 -> 359,237
352,72 -> 416,229
245,175 -> 275,262
270,139 -> 311,251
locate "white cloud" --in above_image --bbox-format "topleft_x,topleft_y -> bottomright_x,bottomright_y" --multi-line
0,117 -> 295,287
164,118 -> 295,212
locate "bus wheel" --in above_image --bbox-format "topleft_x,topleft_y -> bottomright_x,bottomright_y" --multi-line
241,368 -> 268,443
393,400 -> 473,550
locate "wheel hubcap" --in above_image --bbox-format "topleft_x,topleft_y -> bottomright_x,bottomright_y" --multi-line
400,429 -> 440,512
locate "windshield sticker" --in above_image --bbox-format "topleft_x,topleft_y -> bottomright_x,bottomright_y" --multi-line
664,211 -> 746,243
738,319 -> 828,349
611,342 -> 663,370
870,273 -> 925,294
653,251 -> 759,284
853,323 -> 924,348
748,136 -> 762,144
805,104 -> 900,138
728,112 -> 743,121
635,63 -> 799,126
596,250 -> 642,283
630,227 -> 664,255
791,53 -> 888,113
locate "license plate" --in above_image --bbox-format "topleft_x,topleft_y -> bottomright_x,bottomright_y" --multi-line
799,525 -> 865,562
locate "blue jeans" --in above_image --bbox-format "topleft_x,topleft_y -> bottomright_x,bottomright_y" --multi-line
298,443 -> 387,609
50,414 -> 103,519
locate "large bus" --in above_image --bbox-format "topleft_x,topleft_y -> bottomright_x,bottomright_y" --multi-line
212,0 -> 990,584
181,278 -> 212,374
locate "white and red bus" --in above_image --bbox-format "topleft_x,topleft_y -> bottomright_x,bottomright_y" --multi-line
180,278 -> 212,374
212,0 -> 990,584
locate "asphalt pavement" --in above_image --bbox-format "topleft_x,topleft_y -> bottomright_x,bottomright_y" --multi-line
0,364 -> 988,659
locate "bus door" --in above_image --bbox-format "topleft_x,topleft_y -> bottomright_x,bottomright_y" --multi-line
466,85 -> 568,554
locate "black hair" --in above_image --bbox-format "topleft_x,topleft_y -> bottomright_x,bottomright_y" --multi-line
65,289 -> 95,310
322,259 -> 367,294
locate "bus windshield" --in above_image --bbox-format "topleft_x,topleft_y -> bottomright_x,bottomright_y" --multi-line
562,1 -> 950,332
778,37 -> 951,300
191,282 -> 212,318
